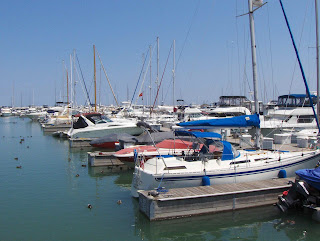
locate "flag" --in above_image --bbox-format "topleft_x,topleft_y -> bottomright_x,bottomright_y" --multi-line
139,92 -> 143,97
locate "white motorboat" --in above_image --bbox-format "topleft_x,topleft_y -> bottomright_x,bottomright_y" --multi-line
260,94 -> 318,137
67,113 -> 143,139
1,107 -> 12,117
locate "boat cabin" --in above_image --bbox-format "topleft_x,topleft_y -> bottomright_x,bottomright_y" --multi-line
73,113 -> 112,129
277,94 -> 316,107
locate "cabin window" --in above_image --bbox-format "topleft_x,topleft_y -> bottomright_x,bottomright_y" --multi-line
164,166 -> 187,170
297,115 -> 314,123
230,160 -> 250,165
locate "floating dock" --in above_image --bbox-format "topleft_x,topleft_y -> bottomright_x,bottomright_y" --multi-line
138,177 -> 294,221
42,124 -> 71,133
69,138 -> 93,148
87,151 -> 128,170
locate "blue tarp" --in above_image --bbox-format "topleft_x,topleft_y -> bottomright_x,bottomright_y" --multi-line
177,114 -> 260,128
296,167 -> 320,190
175,130 -> 221,139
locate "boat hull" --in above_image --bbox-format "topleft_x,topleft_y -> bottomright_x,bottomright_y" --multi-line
131,151 -> 320,197
69,126 -> 143,139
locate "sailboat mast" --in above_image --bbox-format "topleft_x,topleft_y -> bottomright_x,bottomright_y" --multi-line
149,45 -> 152,107
173,39 -> 176,107
94,45 -> 97,112
248,0 -> 261,149
316,0 -> 320,120
157,37 -> 159,106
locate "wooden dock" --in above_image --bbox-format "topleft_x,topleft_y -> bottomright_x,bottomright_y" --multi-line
138,177 -> 294,221
69,138 -> 93,148
87,151 -> 128,170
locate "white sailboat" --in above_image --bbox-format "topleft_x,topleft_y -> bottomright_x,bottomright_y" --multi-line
130,0 -> 320,197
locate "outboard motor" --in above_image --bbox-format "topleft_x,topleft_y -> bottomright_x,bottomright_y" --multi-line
276,180 -> 312,213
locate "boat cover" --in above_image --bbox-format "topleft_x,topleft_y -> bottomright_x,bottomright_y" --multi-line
177,114 -> 260,128
296,167 -> 320,190
221,141 -> 240,160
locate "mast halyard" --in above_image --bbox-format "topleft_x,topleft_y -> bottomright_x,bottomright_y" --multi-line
248,0 -> 261,149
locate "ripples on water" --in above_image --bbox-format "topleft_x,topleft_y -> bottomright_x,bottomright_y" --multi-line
0,117 -> 319,240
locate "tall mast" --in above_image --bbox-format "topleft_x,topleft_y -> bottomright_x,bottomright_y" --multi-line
316,0 -> 320,120
248,0 -> 261,149
149,45 -> 152,107
157,37 -> 159,106
94,45 -> 97,112
173,40 -> 176,107
70,54 -> 73,110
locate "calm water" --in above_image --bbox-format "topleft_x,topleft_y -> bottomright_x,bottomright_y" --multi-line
1,117 -> 320,241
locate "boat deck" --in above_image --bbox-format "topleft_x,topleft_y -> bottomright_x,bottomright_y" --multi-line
138,177 -> 294,221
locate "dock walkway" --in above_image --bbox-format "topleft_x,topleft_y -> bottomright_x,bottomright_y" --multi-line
138,177 -> 294,221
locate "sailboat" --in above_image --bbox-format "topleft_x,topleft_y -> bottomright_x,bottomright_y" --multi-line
130,0 -> 320,197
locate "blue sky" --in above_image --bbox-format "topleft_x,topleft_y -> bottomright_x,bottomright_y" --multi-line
0,0 -> 318,107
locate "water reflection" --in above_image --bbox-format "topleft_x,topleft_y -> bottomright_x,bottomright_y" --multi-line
134,206 -> 288,240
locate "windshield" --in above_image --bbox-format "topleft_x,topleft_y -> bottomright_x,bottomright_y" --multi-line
89,115 -> 113,124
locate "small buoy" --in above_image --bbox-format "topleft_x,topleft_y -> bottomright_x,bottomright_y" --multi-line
75,174 -> 79,177
117,200 -> 122,205
303,230 -> 307,236
81,164 -> 87,167
19,141 -> 22,144
87,204 -> 92,209
14,157 -> 18,160
16,166 -> 22,168
100,170 -> 104,174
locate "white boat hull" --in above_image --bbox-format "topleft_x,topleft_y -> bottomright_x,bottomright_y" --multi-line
131,151 -> 320,197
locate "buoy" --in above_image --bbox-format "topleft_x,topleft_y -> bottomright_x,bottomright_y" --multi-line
75,174 -> 79,177
278,170 -> 287,178
87,204 -> 92,209
202,176 -> 210,186
117,200 -> 122,205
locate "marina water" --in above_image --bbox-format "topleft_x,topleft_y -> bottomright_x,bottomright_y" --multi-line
1,117 -> 320,240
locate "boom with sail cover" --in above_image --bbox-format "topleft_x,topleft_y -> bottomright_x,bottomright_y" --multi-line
177,114 -> 260,129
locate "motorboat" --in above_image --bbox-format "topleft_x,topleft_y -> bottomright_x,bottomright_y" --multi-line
259,94 -> 318,137
276,166 -> 320,214
0,107 -> 12,117
67,112 -> 143,139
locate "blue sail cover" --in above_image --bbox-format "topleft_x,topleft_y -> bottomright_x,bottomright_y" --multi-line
178,114 -> 260,128
296,167 -> 320,191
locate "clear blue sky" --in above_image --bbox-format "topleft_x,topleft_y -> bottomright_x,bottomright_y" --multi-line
0,0 -> 318,107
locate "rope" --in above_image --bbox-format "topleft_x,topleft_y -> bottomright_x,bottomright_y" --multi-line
130,48 -> 150,107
